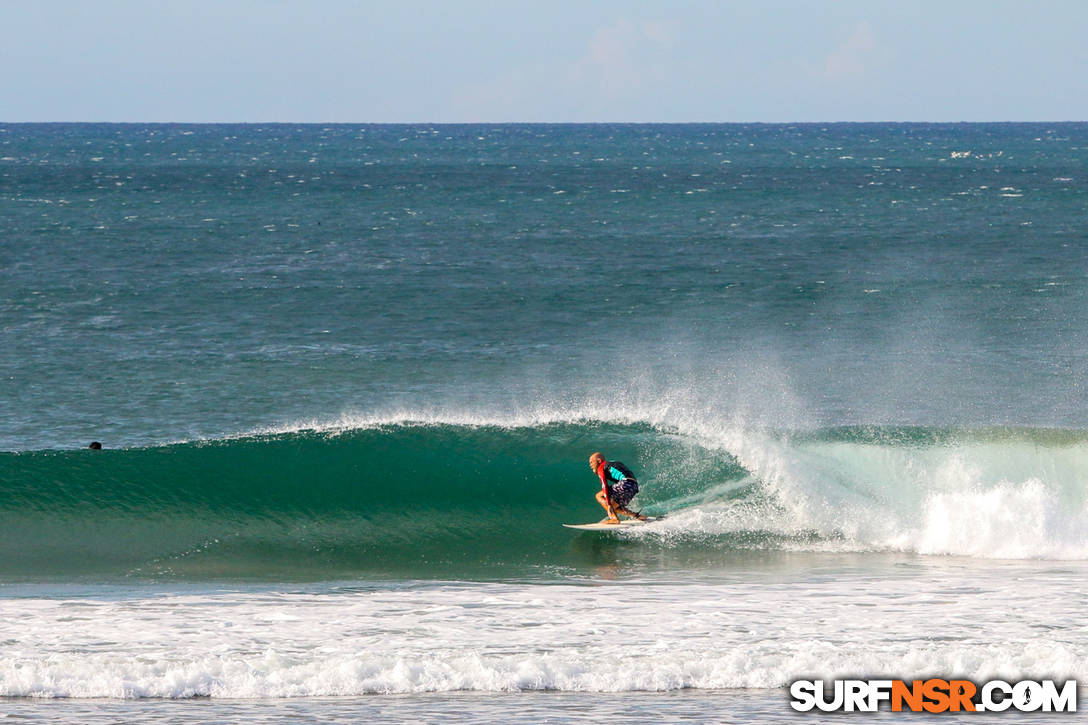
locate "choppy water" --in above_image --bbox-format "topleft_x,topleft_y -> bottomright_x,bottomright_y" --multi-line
2,123 -> 1087,722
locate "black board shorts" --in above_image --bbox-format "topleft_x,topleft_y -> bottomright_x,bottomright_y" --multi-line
608,479 -> 639,508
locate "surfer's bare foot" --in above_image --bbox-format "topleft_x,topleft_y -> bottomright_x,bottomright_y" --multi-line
599,518 -> 621,525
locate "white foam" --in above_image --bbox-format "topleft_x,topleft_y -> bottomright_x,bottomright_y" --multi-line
904,480 -> 1088,559
1,571 -> 1084,699
726,432 -> 1088,560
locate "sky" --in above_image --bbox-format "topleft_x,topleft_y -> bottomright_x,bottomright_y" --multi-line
3,0 -> 1088,122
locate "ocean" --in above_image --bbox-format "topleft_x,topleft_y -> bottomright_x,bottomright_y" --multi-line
1,123 -> 1086,722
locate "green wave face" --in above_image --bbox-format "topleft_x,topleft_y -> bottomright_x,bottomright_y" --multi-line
0,422 -> 748,580
4,422 -> 1087,581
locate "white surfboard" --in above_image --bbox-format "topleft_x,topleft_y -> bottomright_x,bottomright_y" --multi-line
562,517 -> 659,531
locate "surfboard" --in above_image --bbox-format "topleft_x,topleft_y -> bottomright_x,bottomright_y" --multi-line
562,517 -> 659,531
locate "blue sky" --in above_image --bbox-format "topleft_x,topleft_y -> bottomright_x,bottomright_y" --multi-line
3,0 -> 1087,122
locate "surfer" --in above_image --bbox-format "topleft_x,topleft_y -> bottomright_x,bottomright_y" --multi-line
589,452 -> 647,524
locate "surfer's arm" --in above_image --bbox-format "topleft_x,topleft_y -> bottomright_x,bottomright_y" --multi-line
598,472 -> 613,509
599,482 -> 617,518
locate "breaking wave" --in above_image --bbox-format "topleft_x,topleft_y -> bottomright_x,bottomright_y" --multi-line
2,417 -> 1086,579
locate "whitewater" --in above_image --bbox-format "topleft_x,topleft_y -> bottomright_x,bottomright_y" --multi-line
3,565 -> 1085,699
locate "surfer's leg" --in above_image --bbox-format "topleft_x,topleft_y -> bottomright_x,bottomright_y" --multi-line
595,490 -> 620,522
608,481 -> 643,519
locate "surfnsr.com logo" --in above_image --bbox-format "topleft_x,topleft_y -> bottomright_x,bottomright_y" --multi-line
789,679 -> 1077,713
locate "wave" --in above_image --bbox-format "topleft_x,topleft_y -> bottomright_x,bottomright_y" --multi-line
2,418 -> 1087,578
